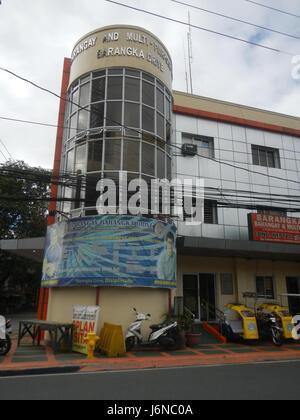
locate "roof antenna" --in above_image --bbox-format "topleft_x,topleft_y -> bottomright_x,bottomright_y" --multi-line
187,11 -> 194,95
183,38 -> 189,93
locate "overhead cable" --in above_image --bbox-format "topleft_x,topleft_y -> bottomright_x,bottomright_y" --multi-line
171,0 -> 300,40
104,0 -> 295,56
1,66 -> 300,188
243,0 -> 300,19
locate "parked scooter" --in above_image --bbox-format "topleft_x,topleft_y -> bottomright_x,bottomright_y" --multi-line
0,316 -> 12,356
125,308 -> 180,351
256,311 -> 283,346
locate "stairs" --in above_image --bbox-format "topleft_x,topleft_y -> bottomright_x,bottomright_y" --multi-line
193,323 -> 222,344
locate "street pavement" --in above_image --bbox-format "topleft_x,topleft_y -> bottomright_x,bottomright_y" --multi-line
1,315 -> 300,377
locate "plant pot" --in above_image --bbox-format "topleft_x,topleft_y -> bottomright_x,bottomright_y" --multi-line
186,333 -> 201,348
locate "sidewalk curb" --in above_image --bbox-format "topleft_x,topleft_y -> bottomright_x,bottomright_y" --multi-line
0,365 -> 80,377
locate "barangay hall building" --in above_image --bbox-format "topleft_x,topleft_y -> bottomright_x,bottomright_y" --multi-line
2,25 -> 300,332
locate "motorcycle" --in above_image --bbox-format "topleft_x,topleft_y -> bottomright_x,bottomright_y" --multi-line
125,308 -> 180,351
0,316 -> 12,356
256,311 -> 283,346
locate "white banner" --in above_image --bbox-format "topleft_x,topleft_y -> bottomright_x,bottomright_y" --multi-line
72,305 -> 101,354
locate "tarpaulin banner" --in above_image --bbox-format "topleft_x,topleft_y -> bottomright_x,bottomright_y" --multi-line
41,215 -> 177,288
72,305 -> 100,354
248,213 -> 300,244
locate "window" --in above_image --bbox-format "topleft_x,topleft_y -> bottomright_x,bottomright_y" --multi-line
142,81 -> 154,107
107,76 -> 123,100
256,276 -> 275,299
85,174 -> 99,208
74,144 -> 86,174
92,78 -> 105,102
220,274 -> 234,295
142,142 -> 155,176
125,77 -> 140,102
66,149 -> 74,172
183,198 -> 218,224
124,102 -> 140,128
79,83 -> 90,106
104,139 -> 121,170
156,88 -> 164,114
252,145 -> 280,168
123,139 -> 140,173
182,134 -> 214,158
156,112 -> 164,138
106,101 -> 122,126
157,148 -> 165,179
78,107 -> 89,131
90,103 -> 104,128
71,88 -> 79,114
142,105 -> 154,133
87,141 -> 103,172
204,200 -> 218,224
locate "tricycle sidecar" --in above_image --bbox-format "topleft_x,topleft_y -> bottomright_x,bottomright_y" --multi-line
221,304 -> 259,342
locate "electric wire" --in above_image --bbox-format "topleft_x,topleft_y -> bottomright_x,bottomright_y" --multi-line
170,0 -> 300,40
2,111 -> 300,187
104,0 -> 296,56
0,115 -> 77,132
0,138 -> 14,161
1,164 -> 300,212
1,65 -> 300,189
1,60 -> 300,212
0,148 -> 8,162
242,0 -> 300,19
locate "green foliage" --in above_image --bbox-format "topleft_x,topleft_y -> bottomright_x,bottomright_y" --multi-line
162,307 -> 195,333
0,160 -> 51,309
179,308 -> 195,333
0,160 -> 50,239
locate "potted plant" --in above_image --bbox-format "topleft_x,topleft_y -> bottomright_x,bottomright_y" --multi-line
161,311 -> 186,350
180,308 -> 201,347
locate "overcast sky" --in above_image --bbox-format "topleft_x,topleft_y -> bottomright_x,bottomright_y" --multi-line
0,0 -> 299,169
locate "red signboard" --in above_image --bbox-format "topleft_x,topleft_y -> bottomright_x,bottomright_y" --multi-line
248,213 -> 300,244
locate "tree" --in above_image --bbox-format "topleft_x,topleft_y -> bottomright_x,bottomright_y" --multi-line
0,160 -> 50,239
0,160 -> 51,313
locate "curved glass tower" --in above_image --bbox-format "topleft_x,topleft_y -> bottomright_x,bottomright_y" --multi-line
59,26 -> 173,217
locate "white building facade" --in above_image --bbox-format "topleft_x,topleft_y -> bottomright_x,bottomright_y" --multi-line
172,91 -> 300,322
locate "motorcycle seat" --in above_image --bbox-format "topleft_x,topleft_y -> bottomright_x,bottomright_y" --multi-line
149,323 -> 167,330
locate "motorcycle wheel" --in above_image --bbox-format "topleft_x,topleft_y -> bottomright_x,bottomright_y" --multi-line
272,329 -> 283,347
164,340 -> 178,351
163,330 -> 180,351
125,336 -> 135,352
0,334 -> 11,356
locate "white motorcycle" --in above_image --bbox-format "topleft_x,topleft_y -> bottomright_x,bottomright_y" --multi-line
0,316 -> 12,356
125,308 -> 180,351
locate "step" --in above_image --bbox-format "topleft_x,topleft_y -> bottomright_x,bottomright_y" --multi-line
192,324 -> 221,344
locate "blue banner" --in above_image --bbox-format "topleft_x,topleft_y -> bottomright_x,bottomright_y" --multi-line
41,215 -> 177,288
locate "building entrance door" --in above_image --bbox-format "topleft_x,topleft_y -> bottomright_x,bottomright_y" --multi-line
286,277 -> 300,315
183,273 -> 216,322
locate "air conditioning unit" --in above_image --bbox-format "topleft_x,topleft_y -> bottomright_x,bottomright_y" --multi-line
182,143 -> 197,156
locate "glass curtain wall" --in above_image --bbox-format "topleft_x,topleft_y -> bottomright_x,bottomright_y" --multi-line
60,68 -> 172,216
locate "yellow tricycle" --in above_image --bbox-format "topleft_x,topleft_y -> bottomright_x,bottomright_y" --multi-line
221,303 -> 259,343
